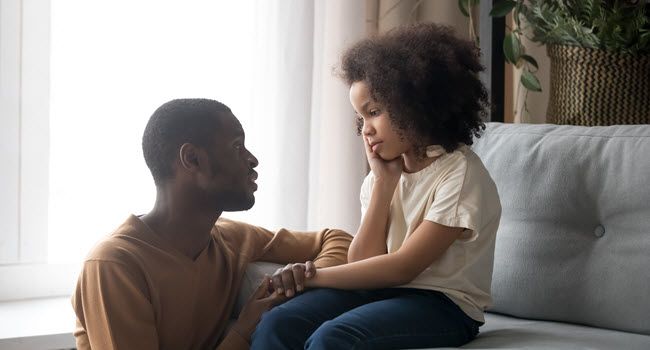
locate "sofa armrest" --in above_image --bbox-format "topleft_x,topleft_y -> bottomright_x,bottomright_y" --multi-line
232,262 -> 283,318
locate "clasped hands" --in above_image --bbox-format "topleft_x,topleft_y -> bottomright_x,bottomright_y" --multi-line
267,261 -> 316,298
233,261 -> 316,340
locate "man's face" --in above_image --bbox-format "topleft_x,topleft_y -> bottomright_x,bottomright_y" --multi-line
201,112 -> 259,211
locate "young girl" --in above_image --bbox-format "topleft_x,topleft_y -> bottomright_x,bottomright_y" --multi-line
251,23 -> 501,349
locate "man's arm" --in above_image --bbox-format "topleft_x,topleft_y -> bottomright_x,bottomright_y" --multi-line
217,218 -> 351,299
216,330 -> 250,350
72,260 -> 159,350
219,277 -> 286,349
217,218 -> 352,268
258,227 -> 352,268
259,229 -> 350,298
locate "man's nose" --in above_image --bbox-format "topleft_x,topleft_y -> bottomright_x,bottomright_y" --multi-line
248,150 -> 259,168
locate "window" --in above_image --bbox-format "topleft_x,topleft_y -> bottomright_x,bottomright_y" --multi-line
48,0 -> 260,264
1,0 -> 57,301
1,0 -> 284,300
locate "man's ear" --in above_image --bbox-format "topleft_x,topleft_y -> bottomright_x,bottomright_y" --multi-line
179,143 -> 203,172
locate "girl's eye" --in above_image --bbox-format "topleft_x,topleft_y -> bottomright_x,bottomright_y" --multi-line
369,109 -> 379,117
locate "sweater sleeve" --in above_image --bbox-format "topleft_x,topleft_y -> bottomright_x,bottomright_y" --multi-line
217,218 -> 352,268
72,260 -> 159,350
259,227 -> 353,268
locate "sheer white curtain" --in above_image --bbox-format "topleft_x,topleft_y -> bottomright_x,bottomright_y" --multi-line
48,0 -> 367,265
307,0 -> 367,233
226,0 -> 367,234
223,0 -> 316,230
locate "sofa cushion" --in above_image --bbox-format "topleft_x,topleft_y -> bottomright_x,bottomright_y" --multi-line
455,313 -> 650,350
471,123 -> 650,335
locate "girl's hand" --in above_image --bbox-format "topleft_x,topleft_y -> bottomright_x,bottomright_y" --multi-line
364,137 -> 403,187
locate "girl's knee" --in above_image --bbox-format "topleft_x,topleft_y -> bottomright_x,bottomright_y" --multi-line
250,307 -> 293,344
306,320 -> 364,349
252,302 -> 326,348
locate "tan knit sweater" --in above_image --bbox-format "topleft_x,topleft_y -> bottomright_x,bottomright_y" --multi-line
71,215 -> 351,349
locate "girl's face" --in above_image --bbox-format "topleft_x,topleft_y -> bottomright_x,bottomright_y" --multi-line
349,81 -> 413,160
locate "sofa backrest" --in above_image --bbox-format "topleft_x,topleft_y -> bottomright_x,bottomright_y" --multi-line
472,123 -> 650,335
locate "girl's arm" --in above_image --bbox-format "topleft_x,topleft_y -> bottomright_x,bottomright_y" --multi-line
348,136 -> 402,262
307,220 -> 464,290
347,179 -> 393,262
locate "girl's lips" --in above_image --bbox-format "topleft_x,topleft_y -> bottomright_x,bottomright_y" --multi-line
370,142 -> 382,152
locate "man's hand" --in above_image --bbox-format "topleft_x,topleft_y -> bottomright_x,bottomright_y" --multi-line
270,261 -> 316,298
232,276 -> 285,342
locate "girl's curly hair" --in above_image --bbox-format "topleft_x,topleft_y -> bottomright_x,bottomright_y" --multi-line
340,23 -> 488,153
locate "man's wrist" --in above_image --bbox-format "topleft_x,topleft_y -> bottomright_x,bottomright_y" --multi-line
231,321 -> 251,343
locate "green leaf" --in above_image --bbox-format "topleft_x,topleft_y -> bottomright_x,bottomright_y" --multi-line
503,33 -> 521,64
458,0 -> 471,17
520,54 -> 539,70
521,70 -> 542,92
490,0 -> 517,18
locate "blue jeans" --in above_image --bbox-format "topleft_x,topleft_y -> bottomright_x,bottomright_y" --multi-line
250,288 -> 481,350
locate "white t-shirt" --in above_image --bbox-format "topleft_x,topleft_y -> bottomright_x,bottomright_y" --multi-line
360,144 -> 501,322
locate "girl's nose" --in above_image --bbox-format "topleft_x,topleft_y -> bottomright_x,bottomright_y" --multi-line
362,120 -> 374,136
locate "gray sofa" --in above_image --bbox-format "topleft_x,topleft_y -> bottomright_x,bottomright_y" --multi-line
235,123 -> 650,349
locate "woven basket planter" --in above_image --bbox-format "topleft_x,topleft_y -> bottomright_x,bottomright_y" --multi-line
546,44 -> 650,126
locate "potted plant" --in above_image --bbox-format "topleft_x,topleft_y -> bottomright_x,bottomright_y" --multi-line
460,0 -> 650,125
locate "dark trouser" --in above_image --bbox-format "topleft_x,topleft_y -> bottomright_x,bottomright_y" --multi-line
250,288 -> 481,350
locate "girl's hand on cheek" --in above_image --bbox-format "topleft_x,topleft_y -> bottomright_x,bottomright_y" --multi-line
364,137 -> 402,187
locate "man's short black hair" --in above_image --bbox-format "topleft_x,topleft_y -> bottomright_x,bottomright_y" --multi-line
142,98 -> 231,185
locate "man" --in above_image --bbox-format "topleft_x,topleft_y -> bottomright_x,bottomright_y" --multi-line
71,99 -> 352,349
